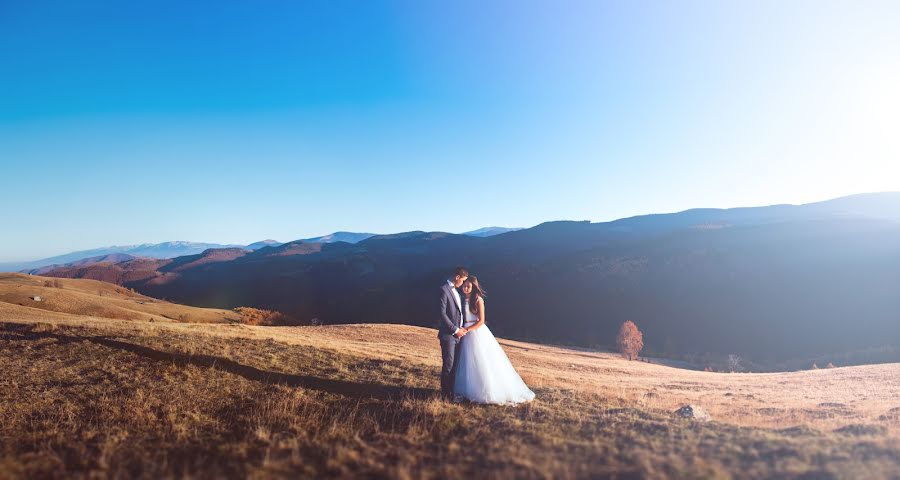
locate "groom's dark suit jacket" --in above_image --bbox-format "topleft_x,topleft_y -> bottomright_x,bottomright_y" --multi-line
438,282 -> 463,339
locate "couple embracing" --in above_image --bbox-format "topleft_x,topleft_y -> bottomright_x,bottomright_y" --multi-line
438,266 -> 535,404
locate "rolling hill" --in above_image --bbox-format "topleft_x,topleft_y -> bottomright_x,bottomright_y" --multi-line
301,231 -> 377,244
0,273 -> 241,323
2,275 -> 900,478
461,226 -> 522,237
2,227 -> 524,273
26,253 -> 140,275
245,239 -> 283,250
3,241 -> 243,272
36,192 -> 900,369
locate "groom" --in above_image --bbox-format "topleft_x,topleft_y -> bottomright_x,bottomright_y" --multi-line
438,266 -> 469,400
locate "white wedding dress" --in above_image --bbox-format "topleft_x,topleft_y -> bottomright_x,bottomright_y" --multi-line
454,301 -> 535,404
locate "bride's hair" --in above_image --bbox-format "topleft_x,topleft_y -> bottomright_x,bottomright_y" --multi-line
465,276 -> 486,315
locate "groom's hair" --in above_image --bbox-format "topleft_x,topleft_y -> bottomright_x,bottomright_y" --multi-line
453,266 -> 469,278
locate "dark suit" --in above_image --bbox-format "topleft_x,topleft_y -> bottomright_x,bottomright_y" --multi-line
438,281 -> 464,398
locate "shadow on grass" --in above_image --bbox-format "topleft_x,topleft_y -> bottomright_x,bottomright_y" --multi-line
2,322 -> 436,401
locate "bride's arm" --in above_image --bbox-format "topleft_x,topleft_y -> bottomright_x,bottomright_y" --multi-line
467,297 -> 486,331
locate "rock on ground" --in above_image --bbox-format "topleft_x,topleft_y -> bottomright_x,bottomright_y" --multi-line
674,404 -> 711,421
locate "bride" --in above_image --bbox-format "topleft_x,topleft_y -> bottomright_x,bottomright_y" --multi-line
453,276 -> 535,404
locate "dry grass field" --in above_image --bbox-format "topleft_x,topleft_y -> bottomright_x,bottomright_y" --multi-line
0,273 -> 241,324
2,274 -> 900,479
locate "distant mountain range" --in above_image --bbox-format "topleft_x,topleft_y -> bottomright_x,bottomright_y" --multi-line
462,227 -> 522,237
27,253 -> 140,276
244,239 -> 282,250
300,232 -> 376,244
31,192 -> 900,369
2,227 -> 520,273
2,241 -> 244,273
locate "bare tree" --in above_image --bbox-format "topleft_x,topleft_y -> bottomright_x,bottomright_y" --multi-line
728,354 -> 743,372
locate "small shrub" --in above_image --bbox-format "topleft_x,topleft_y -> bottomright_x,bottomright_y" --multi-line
31,323 -> 57,333
234,307 -> 297,326
811,363 -> 819,370
826,362 -> 836,369
616,320 -> 644,361
43,280 -> 53,288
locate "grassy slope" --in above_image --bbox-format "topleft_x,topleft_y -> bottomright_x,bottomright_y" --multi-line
0,273 -> 240,324
1,276 -> 900,479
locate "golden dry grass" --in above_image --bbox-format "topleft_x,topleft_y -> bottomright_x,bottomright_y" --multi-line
0,273 -> 241,324
2,274 -> 900,478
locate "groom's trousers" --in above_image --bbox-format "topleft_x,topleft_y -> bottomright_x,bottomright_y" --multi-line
439,334 -> 462,398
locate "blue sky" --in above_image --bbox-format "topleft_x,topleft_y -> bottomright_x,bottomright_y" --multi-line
2,0 -> 899,261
